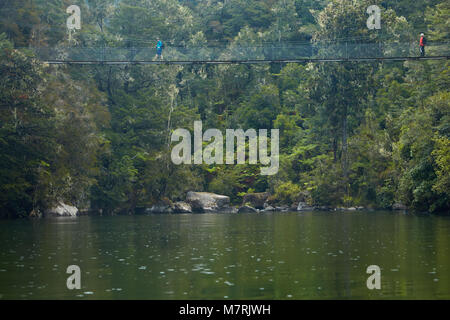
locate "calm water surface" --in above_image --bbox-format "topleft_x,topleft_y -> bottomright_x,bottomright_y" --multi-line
0,211 -> 449,299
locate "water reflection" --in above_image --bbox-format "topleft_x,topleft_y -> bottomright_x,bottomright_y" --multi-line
0,212 -> 449,299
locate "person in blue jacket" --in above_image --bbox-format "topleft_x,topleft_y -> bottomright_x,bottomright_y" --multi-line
154,38 -> 164,60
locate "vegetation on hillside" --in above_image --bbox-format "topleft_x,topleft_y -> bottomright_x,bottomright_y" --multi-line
0,0 -> 448,217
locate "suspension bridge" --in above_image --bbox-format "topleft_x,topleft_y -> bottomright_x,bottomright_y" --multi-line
33,41 -> 450,65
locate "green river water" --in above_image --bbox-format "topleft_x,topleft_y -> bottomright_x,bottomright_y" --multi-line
0,211 -> 449,299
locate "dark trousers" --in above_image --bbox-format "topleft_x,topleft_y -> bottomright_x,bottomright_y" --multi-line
420,46 -> 425,57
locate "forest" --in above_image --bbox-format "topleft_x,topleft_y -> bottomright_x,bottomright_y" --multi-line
0,0 -> 449,217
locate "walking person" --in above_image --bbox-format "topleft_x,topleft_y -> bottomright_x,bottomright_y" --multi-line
419,33 -> 427,57
154,38 -> 164,60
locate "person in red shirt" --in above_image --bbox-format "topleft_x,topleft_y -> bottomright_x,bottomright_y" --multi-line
419,33 -> 427,57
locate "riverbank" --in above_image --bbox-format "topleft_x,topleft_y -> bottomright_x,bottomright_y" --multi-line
27,191 -> 431,218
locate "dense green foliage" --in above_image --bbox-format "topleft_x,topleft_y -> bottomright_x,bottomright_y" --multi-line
0,0 -> 448,217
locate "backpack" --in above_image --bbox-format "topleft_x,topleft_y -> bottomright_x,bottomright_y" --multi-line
420,36 -> 427,46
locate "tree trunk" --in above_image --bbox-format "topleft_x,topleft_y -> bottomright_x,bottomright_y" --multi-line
342,105 -> 348,179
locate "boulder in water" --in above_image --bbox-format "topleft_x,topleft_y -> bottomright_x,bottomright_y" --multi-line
263,205 -> 276,212
238,205 -> 258,213
297,202 -> 314,212
146,202 -> 173,213
186,192 -> 230,213
173,201 -> 192,213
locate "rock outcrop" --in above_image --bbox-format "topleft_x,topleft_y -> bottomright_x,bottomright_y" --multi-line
46,202 -> 78,217
238,205 -> 258,213
263,205 -> 276,212
173,201 -> 192,213
297,202 -> 314,211
146,200 -> 174,213
242,192 -> 270,209
186,192 -> 231,213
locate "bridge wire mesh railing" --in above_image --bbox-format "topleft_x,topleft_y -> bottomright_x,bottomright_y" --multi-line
32,41 -> 450,63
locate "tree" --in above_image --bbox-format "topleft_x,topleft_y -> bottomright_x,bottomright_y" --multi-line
0,0 -> 40,47
0,34 -> 54,217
